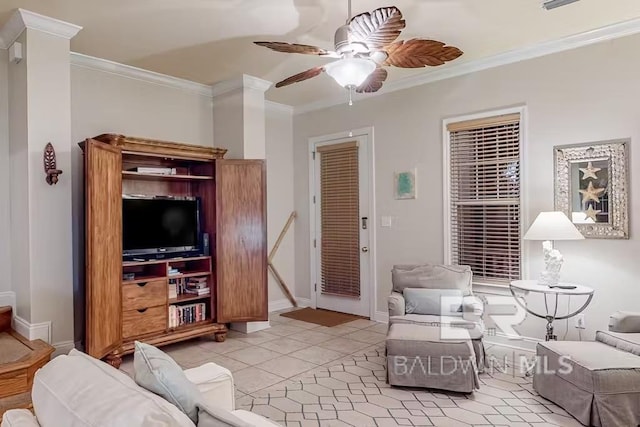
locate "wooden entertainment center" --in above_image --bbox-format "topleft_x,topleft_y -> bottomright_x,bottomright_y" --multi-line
81,134 -> 267,367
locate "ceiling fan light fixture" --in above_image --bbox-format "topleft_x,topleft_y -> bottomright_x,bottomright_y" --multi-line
325,58 -> 376,88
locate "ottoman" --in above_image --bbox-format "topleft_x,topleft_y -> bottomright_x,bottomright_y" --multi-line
534,341 -> 640,427
386,323 -> 480,393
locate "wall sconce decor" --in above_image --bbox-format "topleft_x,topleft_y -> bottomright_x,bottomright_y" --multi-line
43,142 -> 63,185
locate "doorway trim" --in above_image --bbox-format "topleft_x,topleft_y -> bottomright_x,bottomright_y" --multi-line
308,127 -> 377,320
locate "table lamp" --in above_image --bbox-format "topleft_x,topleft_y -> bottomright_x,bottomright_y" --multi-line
523,212 -> 584,286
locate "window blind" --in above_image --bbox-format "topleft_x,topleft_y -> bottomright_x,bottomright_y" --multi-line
318,142 -> 361,298
447,113 -> 521,285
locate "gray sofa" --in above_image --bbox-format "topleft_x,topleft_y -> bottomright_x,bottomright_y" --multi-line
534,311 -> 640,427
387,264 -> 486,367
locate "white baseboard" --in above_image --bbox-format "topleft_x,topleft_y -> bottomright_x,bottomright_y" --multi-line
373,311 -> 389,323
296,298 -> 311,307
0,291 -> 16,314
52,340 -> 76,357
268,297 -> 311,313
268,299 -> 295,313
13,316 -> 52,343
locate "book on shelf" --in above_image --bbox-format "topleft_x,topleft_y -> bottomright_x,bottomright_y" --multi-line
185,287 -> 210,296
169,277 -> 187,296
168,302 -> 207,328
187,282 -> 208,290
168,283 -> 178,299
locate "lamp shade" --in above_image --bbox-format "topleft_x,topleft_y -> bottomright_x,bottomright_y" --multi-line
523,211 -> 584,241
325,58 -> 376,88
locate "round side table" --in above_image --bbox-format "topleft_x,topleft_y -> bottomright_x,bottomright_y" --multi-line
509,280 -> 594,341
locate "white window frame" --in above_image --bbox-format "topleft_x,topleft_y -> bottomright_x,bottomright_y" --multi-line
443,106 -> 529,293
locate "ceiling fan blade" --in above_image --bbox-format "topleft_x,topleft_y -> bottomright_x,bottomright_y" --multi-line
349,7 -> 406,50
356,68 -> 388,93
254,41 -> 338,57
383,39 -> 463,68
275,66 -> 325,88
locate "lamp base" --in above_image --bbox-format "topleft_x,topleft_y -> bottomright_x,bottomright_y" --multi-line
539,271 -> 560,287
540,240 -> 563,287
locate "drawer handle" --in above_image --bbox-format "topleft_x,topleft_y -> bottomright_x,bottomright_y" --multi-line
137,282 -> 148,287
137,308 -> 148,313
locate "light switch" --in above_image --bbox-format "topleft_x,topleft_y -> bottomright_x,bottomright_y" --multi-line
381,216 -> 392,227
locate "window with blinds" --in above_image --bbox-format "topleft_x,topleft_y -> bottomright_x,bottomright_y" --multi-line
447,113 -> 522,285
318,142 -> 361,298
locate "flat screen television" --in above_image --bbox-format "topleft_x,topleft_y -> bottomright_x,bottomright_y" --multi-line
122,196 -> 202,260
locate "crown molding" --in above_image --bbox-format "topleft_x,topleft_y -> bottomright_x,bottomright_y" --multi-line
294,17 -> 640,115
70,52 -> 214,97
265,100 -> 294,115
211,74 -> 273,98
70,52 -> 294,114
0,9 -> 82,49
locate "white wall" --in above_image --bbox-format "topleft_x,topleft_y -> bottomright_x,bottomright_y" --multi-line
293,34 -> 640,341
8,32 -> 30,320
0,48 -> 10,293
26,29 -> 75,346
265,106 -> 295,307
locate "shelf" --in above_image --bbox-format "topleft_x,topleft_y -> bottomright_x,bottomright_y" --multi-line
166,256 -> 211,263
168,271 -> 211,280
122,171 -> 213,181
121,150 -> 214,163
123,255 -> 211,267
169,320 -> 212,332
169,294 -> 211,304
122,276 -> 166,285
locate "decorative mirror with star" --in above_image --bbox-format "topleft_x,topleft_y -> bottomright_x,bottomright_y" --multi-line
554,139 -> 629,239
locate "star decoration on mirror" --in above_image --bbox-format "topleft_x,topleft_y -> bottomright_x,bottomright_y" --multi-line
584,205 -> 601,222
579,161 -> 601,180
579,181 -> 605,204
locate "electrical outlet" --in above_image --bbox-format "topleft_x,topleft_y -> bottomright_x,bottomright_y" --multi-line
575,313 -> 586,329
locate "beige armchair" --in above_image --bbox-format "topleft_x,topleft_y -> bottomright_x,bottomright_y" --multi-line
387,264 -> 486,367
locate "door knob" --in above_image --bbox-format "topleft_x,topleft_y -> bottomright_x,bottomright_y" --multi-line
361,247 -> 369,253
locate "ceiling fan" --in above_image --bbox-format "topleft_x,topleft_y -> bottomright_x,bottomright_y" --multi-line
254,1 -> 463,94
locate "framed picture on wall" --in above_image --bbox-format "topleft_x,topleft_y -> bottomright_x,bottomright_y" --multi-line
554,139 -> 629,239
394,169 -> 417,200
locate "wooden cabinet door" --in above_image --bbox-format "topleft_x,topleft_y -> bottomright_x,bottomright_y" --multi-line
84,139 -> 123,358
216,160 -> 267,323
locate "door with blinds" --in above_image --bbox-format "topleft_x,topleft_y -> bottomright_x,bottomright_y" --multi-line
313,136 -> 370,317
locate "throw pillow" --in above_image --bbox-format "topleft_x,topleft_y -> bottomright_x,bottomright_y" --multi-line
392,264 -> 473,295
134,341 -> 202,423
403,288 -> 464,316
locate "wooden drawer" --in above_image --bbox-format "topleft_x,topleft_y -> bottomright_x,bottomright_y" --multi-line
123,306 -> 167,339
0,369 -> 27,399
122,280 -> 167,311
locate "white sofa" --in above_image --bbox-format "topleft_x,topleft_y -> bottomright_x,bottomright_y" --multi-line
1,349 -> 279,427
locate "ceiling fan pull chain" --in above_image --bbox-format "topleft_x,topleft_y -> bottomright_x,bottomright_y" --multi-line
348,86 -> 354,106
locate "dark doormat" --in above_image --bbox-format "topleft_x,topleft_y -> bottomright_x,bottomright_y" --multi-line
280,307 -> 367,327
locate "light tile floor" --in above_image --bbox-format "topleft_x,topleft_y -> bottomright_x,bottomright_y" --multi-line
120,310 -> 582,426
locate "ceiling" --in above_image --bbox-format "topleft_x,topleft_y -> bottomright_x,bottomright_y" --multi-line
1,0 -> 640,106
